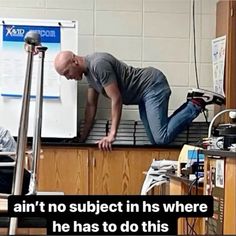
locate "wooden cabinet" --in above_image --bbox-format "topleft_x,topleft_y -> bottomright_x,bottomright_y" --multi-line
203,150 -> 236,235
90,149 -> 180,194
0,228 -> 46,236
38,147 -> 89,194
169,176 -> 204,235
38,146 -> 180,195
216,0 -> 236,109
90,150 -> 152,195
224,157 -> 236,234
0,147 -> 180,235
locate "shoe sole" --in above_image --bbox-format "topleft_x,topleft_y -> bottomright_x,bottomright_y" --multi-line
187,89 -> 225,106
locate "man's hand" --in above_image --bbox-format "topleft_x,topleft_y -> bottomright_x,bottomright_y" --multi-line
96,134 -> 115,151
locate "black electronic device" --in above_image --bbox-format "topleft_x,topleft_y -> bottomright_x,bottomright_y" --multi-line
0,155 -> 30,194
181,161 -> 204,177
216,124 -> 236,149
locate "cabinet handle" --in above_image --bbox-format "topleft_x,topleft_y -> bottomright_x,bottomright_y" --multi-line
92,157 -> 96,167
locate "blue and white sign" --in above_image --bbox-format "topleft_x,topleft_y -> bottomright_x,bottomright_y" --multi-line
0,24 -> 61,99
3,25 -> 60,43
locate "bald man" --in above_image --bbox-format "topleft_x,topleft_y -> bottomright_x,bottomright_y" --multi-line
54,51 -> 225,151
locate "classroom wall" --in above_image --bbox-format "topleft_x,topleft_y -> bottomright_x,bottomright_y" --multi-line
0,0 -> 218,124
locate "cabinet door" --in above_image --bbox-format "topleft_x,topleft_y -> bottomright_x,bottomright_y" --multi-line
216,0 -> 236,109
38,147 -> 89,194
90,149 -> 180,195
223,157 -> 236,234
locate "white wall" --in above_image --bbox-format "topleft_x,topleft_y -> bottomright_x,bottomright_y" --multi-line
0,0 -> 218,123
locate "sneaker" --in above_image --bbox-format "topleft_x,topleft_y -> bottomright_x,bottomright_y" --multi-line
187,88 -> 225,106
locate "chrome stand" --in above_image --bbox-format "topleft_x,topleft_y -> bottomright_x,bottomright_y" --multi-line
8,33 -> 47,235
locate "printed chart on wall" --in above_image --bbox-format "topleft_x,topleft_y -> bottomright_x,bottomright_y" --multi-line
211,35 -> 226,97
0,24 -> 61,99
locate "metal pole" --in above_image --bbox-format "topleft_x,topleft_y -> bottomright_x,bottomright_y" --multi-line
8,44 -> 34,236
28,46 -> 48,195
10,47 -> 34,195
8,31 -> 41,235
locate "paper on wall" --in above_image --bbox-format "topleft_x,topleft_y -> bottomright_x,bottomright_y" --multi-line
212,35 -> 226,97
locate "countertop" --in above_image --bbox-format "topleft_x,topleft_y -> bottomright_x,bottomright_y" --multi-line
199,149 -> 236,158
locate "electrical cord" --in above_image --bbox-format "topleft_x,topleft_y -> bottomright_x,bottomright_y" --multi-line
185,139 -> 204,235
185,178 -> 198,235
192,0 -> 200,89
202,109 -> 209,123
189,144 -> 203,235
192,0 -> 209,125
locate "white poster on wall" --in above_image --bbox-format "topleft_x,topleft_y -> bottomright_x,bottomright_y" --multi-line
215,159 -> 224,188
212,35 -> 226,96
0,18 -> 78,138
0,24 -> 61,99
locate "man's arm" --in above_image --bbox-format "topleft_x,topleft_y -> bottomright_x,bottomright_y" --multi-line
97,81 -> 122,151
80,88 -> 99,142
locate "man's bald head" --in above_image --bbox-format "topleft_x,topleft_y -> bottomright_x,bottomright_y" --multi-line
54,51 -> 86,81
54,51 -> 74,75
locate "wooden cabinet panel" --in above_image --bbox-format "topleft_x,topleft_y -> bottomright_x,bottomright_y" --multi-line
90,150 -> 153,195
0,228 -> 46,235
224,157 -> 236,234
38,147 -> 180,195
216,0 -> 236,109
38,147 -> 89,194
204,152 -> 236,235
169,178 -> 204,235
90,149 -> 180,195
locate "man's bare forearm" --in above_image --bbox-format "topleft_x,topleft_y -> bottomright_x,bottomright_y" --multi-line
80,105 -> 97,141
109,96 -> 122,138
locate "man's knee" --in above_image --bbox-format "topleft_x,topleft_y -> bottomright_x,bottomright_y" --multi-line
153,135 -> 170,145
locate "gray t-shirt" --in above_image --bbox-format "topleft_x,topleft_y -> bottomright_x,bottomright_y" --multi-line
84,52 -> 164,105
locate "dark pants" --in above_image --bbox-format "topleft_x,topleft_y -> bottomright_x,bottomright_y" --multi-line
0,155 -> 30,194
